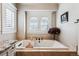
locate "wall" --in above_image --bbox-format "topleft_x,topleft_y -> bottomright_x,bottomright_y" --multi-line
0,3 -> 17,42
17,3 -> 58,40
12,3 -> 16,7
56,3 -> 79,51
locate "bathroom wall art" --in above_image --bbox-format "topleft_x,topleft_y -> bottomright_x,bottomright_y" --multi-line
61,12 -> 68,23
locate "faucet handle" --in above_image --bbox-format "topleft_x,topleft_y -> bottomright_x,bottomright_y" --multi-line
38,38 -> 40,40
36,37 -> 37,40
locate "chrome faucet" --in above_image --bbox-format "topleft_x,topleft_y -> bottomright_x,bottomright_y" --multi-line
36,37 -> 43,43
38,38 -> 40,43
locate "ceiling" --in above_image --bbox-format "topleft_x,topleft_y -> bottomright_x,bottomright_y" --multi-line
16,3 -> 59,11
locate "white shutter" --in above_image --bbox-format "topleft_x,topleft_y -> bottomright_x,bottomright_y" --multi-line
2,4 -> 17,33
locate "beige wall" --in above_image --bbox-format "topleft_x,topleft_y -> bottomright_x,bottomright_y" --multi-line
17,3 -> 58,40
17,10 -> 25,39
56,3 -> 79,51
0,3 -> 17,41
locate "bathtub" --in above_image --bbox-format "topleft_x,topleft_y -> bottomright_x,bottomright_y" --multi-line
33,40 -> 68,49
16,40 -> 77,56
15,40 -> 69,50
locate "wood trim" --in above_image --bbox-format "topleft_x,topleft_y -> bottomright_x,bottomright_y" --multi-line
16,52 -> 77,56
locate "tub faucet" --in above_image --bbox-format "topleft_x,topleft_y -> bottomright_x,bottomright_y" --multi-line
38,38 -> 40,43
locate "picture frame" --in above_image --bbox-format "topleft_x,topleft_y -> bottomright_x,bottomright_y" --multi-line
61,12 -> 68,23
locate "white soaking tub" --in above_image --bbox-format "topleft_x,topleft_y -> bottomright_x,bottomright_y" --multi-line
16,40 -> 77,56
32,40 -> 68,50
15,40 -> 69,50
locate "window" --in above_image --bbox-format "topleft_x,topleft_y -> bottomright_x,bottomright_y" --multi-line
40,17 -> 48,31
29,16 -> 49,34
3,9 -> 12,33
2,4 -> 16,33
11,11 -> 16,31
29,17 -> 38,31
5,9 -> 12,28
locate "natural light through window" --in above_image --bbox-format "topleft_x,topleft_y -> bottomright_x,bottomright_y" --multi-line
40,17 -> 48,31
29,16 -> 49,34
29,17 -> 38,31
